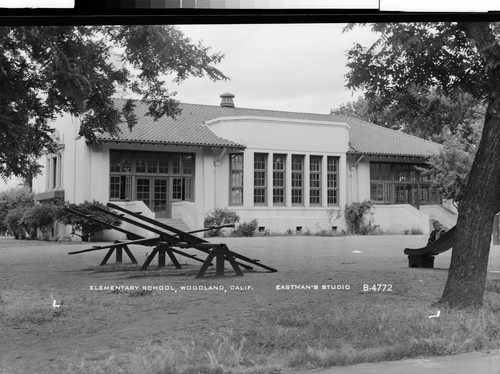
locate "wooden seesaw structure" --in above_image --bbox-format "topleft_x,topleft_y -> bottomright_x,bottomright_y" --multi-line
67,203 -> 278,278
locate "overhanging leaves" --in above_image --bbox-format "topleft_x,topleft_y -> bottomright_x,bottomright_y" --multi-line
0,25 -> 228,180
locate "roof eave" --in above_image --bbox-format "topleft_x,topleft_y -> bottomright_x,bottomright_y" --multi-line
98,138 -> 246,149
347,150 -> 430,159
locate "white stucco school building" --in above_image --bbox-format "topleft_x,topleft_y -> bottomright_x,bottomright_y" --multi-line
32,93 -> 458,239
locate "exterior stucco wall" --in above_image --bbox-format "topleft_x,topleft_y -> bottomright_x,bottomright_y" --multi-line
371,204 -> 430,235
346,155 -> 457,234
205,116 -> 350,233
31,113 -> 448,239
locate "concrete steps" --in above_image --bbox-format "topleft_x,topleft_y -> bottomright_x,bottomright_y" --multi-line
155,218 -> 191,233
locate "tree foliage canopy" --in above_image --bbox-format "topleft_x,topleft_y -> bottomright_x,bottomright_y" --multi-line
0,188 -> 34,232
418,127 -> 480,205
345,23 -> 490,101
344,22 -> 500,308
343,23 -> 489,143
331,91 -> 484,145
0,25 -> 228,181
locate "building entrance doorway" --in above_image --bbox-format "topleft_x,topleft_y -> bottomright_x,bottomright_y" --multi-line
110,151 -> 195,218
394,184 -> 419,207
136,177 -> 170,218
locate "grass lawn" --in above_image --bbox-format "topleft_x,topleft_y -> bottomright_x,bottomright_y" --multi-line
0,234 -> 500,373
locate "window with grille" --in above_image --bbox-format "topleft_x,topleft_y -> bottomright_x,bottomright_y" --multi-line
291,155 -> 304,205
273,154 -> 286,205
369,162 -> 441,205
310,156 -> 322,205
327,156 -> 339,206
230,153 -> 244,205
109,150 -> 194,202
254,153 -> 267,205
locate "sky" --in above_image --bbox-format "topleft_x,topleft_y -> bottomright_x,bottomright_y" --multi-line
171,23 -> 378,114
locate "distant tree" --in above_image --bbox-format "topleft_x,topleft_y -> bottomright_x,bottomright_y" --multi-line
0,188 -> 34,235
5,206 -> 29,239
345,22 -> 500,309
0,25 -> 228,182
331,90 -> 484,145
331,96 -> 371,119
418,124 -> 482,206
59,201 -> 122,242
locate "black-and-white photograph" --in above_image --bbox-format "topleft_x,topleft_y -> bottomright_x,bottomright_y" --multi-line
1,5 -> 500,374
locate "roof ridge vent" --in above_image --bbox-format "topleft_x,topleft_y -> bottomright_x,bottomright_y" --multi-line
220,92 -> 235,108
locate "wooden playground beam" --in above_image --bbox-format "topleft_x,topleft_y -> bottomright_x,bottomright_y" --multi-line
65,208 -> 209,267
104,203 -> 277,273
95,206 -> 255,271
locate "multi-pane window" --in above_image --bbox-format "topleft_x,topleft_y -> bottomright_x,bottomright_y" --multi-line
254,153 -> 267,205
113,175 -> 131,200
52,156 -> 58,189
184,178 -> 193,201
110,176 -> 124,199
370,183 -> 384,203
370,183 -> 393,203
172,177 -> 193,201
47,154 -> 63,190
327,156 -> 339,206
273,154 -> 286,205
172,155 -> 181,174
136,159 -> 147,173
159,159 -> 169,174
370,162 -> 391,181
109,150 -> 195,204
172,154 -> 194,175
182,155 -> 194,174
110,151 -> 132,173
153,179 -> 168,213
135,153 -> 159,174
230,153 -> 244,205
172,178 -> 183,200
136,178 -> 151,204
369,162 -> 441,205
310,156 -> 322,205
291,155 -> 304,205
110,151 -> 132,199
147,155 -> 158,173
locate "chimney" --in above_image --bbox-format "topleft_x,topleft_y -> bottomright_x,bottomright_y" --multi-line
220,92 -> 235,108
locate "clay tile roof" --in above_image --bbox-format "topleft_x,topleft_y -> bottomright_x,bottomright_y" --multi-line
99,99 -> 442,157
98,99 -> 244,148
333,115 -> 443,157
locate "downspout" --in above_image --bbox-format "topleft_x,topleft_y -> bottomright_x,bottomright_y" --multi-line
73,117 -> 78,204
214,147 -> 227,208
350,154 -> 364,203
354,154 -> 365,167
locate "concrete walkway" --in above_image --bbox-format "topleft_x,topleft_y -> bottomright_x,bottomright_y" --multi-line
312,349 -> 500,374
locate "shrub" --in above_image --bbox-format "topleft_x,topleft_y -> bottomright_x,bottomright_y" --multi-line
22,203 -> 63,239
0,188 -> 34,235
204,208 -> 240,237
232,219 -> 258,237
410,227 -> 424,235
344,200 -> 380,235
59,200 -> 121,242
5,206 -> 29,239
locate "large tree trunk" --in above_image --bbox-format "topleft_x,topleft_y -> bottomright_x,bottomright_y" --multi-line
438,94 -> 500,308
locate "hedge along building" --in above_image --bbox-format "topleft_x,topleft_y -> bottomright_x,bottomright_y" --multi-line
32,93 -> 456,240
